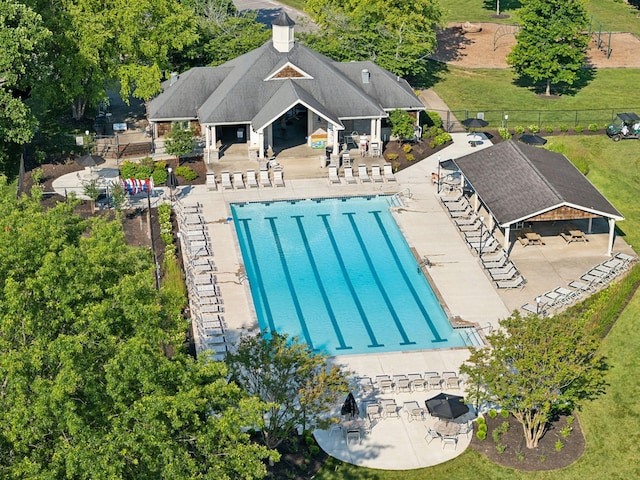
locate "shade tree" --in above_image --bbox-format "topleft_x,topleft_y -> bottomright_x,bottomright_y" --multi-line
226,331 -> 350,449
460,311 -> 607,448
507,0 -> 590,96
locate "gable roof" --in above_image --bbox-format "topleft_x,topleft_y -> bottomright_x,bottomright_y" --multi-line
453,140 -> 623,226
147,40 -> 423,125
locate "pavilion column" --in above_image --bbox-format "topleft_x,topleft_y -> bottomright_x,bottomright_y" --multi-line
204,126 -> 211,150
266,124 -> 273,152
503,226 -> 511,252
307,112 -> 313,146
607,218 -> 615,256
257,130 -> 265,159
588,217 -> 593,233
332,125 -> 340,152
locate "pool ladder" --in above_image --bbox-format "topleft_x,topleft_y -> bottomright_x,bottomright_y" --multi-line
392,188 -> 412,206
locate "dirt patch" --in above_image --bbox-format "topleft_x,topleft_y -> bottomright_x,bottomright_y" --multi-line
382,138 -> 452,173
470,413 -> 585,471
430,23 -> 640,69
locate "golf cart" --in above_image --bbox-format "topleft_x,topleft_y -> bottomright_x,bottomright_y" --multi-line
606,113 -> 640,141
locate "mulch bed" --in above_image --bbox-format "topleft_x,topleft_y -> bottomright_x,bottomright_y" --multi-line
383,138 -> 452,172
263,434 -> 328,480
469,413 -> 585,471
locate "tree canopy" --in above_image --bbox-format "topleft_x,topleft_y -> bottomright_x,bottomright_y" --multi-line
460,311 -> 607,448
226,331 -> 350,449
164,122 -> 196,162
302,0 -> 443,76
0,181 -> 276,478
507,0 -> 590,96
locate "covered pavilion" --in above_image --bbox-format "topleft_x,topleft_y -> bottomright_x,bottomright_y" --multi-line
452,140 -> 624,255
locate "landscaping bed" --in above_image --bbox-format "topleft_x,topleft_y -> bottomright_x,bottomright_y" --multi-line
470,412 -> 585,471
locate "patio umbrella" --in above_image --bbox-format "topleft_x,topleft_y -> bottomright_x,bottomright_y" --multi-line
461,118 -> 488,130
341,392 -> 359,419
76,154 -> 106,167
425,393 -> 469,420
519,134 -> 547,146
167,167 -> 179,200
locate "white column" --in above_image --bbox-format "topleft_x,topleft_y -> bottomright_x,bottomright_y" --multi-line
205,126 -> 211,150
588,217 -> 593,233
333,125 -> 339,152
211,126 -> 217,148
307,112 -> 313,146
607,218 -> 615,256
266,124 -> 273,151
258,130 -> 265,159
503,226 -> 511,252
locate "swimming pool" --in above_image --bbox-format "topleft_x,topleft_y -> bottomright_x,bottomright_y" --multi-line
231,196 -> 467,356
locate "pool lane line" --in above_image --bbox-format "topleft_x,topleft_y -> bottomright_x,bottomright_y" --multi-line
266,217 -> 314,349
236,218 -> 276,332
318,214 -> 384,349
293,216 -> 352,351
343,212 -> 415,346
370,211 -> 446,343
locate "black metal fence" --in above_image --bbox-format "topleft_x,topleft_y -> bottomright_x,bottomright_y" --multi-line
434,108 -> 640,132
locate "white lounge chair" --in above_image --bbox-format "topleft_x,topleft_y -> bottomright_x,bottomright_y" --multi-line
371,164 -> 383,182
233,171 -> 245,189
273,167 -> 285,187
496,275 -> 526,289
408,373 -> 427,392
259,168 -> 271,187
358,164 -> 371,182
344,166 -> 357,184
328,165 -> 341,184
383,163 -> 396,181
246,169 -> 258,188
221,171 -> 233,189
424,371 -> 441,390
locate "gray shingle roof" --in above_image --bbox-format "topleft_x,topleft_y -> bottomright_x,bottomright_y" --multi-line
147,39 -> 423,125
453,140 -> 623,226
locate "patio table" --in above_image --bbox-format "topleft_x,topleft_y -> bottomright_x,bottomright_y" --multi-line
435,420 -> 460,437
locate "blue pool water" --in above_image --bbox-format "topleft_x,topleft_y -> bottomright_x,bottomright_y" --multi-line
231,196 -> 467,356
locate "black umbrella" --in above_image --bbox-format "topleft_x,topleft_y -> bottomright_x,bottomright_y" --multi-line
167,167 -> 179,200
341,392 -> 359,419
76,154 -> 106,167
461,117 -> 489,130
519,134 -> 547,146
425,393 -> 469,420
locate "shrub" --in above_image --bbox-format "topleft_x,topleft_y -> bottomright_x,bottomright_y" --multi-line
405,153 -> 415,162
476,430 -> 487,440
560,425 -> 572,438
496,443 -> 507,454
488,409 -> 498,418
309,445 -> 320,455
555,440 -> 564,451
528,124 -> 540,134
544,126 -> 554,133
492,428 -> 501,443
574,125 -> 583,133
152,168 -> 168,186
139,156 -> 154,168
567,415 -> 575,426
500,409 -> 509,418
304,435 -> 315,446
559,124 -> 569,132
387,153 -> 399,162
433,132 -> 452,146
425,110 -> 443,128
478,423 -> 487,433
514,125 -> 525,134
403,143 -> 413,153
476,416 -> 486,425
392,161 -> 400,172
588,123 -> 599,132
119,160 -> 138,179
31,167 -> 44,185
428,126 -> 443,138
516,451 -> 525,461
498,128 -> 512,140
175,165 -> 198,181
134,165 -> 153,180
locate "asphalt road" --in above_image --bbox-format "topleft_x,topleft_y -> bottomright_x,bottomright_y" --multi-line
233,0 -> 314,30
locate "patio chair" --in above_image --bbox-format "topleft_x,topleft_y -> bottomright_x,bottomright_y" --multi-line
488,264 -> 517,278
569,280 -> 595,293
328,165 -> 341,184
490,268 -> 519,282
259,168 -> 272,187
442,372 -> 460,390
383,163 -> 396,182
404,401 -> 425,422
424,426 -> 441,445
344,166 -> 357,184
358,164 -> 371,182
221,171 -> 233,189
273,167 -> 285,187
458,422 -> 473,439
246,169 -> 258,188
455,216 -> 478,227
394,375 -> 411,393
358,376 -> 374,395
371,164 -> 383,182
232,171 -> 245,189
408,373 -> 427,392
424,371 -> 442,390
442,436 -> 458,450
482,255 -> 509,269
366,403 -> 382,422
381,399 -> 399,418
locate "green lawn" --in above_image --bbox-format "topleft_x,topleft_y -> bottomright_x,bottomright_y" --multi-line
423,64 -> 640,128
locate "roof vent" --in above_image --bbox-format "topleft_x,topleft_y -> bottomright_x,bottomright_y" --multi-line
170,72 -> 178,86
361,69 -> 370,84
272,11 -> 295,53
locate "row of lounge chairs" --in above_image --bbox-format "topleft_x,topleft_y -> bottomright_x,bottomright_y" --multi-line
357,371 -> 462,395
328,163 -> 396,184
441,194 -> 526,289
521,252 -> 637,316
175,201 -> 228,360
220,168 -> 285,190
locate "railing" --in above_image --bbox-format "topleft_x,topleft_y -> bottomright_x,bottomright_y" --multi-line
392,188 -> 412,206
